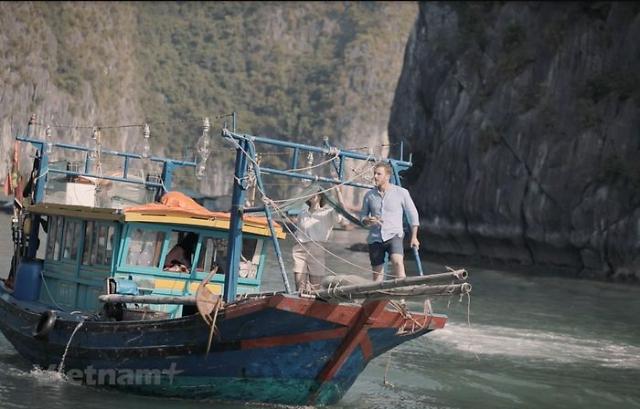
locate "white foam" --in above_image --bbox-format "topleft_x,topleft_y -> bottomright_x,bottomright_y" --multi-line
425,322 -> 640,369
29,367 -> 69,384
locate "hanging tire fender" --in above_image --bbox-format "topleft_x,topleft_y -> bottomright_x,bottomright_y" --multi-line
33,310 -> 57,339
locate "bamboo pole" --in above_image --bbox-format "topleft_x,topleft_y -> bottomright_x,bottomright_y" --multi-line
317,283 -> 471,302
315,269 -> 468,299
351,283 -> 472,301
99,294 -> 197,305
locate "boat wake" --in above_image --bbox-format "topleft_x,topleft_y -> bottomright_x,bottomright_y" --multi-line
29,367 -> 69,384
424,322 -> 640,369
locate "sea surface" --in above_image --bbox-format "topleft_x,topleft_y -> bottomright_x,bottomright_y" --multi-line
0,212 -> 639,409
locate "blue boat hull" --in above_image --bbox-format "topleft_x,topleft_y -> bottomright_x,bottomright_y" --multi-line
0,288 -> 445,405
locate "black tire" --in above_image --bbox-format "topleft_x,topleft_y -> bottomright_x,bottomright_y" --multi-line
33,310 -> 57,339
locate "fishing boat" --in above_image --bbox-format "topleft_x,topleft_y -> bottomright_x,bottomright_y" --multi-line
0,114 -> 471,405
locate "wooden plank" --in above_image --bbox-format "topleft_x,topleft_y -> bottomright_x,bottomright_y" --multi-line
98,294 -> 196,305
240,327 -> 348,350
124,214 -> 286,238
26,203 -> 121,221
308,300 -> 388,404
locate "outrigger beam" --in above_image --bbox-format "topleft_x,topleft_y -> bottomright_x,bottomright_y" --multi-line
316,269 -> 468,299
220,129 -> 414,190
99,294 -> 197,305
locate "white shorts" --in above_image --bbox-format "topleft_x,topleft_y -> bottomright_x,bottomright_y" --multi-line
292,243 -> 326,278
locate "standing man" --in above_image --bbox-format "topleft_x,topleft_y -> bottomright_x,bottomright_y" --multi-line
360,162 -> 420,282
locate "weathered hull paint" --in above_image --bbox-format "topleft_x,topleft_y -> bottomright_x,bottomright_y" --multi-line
0,289 -> 446,406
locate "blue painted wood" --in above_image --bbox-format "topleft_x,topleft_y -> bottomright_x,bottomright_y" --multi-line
160,161 -> 175,194
16,136 -> 195,192
4,119 -> 434,407
224,139 -> 249,302
17,137 -> 196,166
0,289 -> 435,406
247,141 -> 291,293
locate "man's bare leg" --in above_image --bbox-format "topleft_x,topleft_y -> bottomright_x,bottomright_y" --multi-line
390,254 -> 406,279
390,254 -> 407,306
308,274 -> 323,291
294,271 -> 305,291
372,264 -> 385,282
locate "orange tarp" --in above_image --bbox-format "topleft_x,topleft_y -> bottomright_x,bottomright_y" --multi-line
124,191 -> 277,228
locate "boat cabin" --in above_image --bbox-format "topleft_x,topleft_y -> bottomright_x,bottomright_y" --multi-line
25,198 -> 283,319
8,131 -> 286,320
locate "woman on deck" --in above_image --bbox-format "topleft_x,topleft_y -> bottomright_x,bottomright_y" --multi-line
291,187 -> 346,292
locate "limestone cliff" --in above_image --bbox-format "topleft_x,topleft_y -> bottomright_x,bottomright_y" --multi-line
0,2 -> 416,204
0,3 -> 142,174
390,2 -> 640,280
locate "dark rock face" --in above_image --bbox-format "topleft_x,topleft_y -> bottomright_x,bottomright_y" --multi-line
389,2 -> 640,280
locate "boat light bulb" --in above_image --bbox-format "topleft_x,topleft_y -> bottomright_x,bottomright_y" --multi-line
142,123 -> 151,159
195,162 -> 207,180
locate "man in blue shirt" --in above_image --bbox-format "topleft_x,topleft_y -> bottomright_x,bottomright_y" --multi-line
360,162 -> 420,281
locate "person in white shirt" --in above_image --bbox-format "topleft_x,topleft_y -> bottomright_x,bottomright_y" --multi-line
292,187 -> 345,291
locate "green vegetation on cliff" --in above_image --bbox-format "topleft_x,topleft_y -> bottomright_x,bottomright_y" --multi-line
1,2 -> 416,193
0,2 -> 417,156
133,2 -> 416,155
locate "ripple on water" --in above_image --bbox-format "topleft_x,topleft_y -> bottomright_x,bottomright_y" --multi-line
422,322 -> 640,369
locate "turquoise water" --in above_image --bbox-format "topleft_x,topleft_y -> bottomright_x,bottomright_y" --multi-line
0,213 -> 639,408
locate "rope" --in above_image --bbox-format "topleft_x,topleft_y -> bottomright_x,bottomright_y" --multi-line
223,130 -> 377,206
223,135 -> 382,278
222,135 -> 411,287
206,302 -> 220,356
345,142 -> 400,151
32,122 -> 144,130
463,292 -> 480,361
30,113 -> 233,131
269,159 -> 376,205
268,202 -> 344,279
286,151 -> 339,173
40,269 -> 66,311
466,291 -> 472,327
383,352 -> 394,387
268,198 -> 380,277
33,168 -> 48,182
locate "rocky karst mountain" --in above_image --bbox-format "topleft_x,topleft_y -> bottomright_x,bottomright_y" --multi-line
4,2 -> 637,281
390,2 -> 640,280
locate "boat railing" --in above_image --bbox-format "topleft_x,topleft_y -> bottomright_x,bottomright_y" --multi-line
216,121 -> 421,302
16,136 -> 196,207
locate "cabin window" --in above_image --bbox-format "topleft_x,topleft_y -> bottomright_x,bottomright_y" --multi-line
82,221 -> 93,266
45,215 -> 64,261
61,219 -> 82,260
163,231 -> 199,272
82,222 -> 116,266
53,216 -> 63,260
196,237 -> 228,275
240,238 -> 261,279
195,236 -> 261,279
46,216 -> 63,260
125,227 -> 165,267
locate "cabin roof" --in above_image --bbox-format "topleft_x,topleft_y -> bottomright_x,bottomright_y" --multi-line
26,191 -> 286,239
